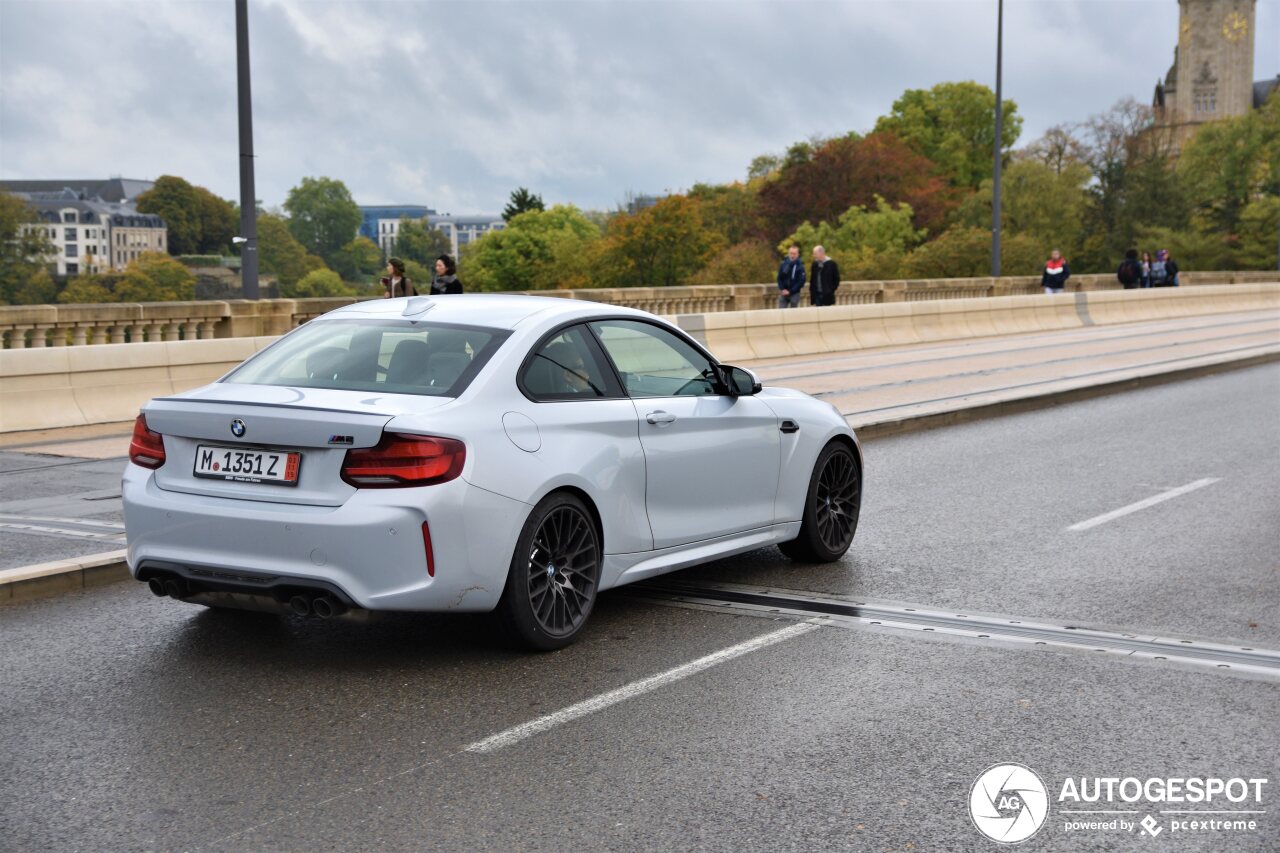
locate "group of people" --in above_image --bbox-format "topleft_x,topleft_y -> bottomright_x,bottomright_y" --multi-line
380,254 -> 463,298
776,244 -> 841,308
1041,247 -> 1181,293
1116,249 -> 1180,289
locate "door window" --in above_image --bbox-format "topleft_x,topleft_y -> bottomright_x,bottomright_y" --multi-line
520,325 -> 613,400
590,320 -> 718,398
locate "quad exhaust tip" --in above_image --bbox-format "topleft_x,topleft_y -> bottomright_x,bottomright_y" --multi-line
147,578 -> 167,597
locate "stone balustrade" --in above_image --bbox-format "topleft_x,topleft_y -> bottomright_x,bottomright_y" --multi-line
2,270 -> 1275,348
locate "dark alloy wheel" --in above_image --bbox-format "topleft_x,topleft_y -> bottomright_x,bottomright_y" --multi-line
497,492 -> 601,650
779,441 -> 861,563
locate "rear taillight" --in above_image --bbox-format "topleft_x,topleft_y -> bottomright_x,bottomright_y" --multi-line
129,414 -> 166,469
340,434 -> 466,488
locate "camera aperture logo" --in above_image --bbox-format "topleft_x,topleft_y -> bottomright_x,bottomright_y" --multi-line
969,763 -> 1050,844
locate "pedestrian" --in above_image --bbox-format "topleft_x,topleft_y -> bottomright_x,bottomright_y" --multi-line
809,245 -> 840,307
776,244 -> 806,308
1041,249 -> 1070,294
431,254 -> 463,294
1117,249 -> 1143,290
1149,249 -> 1179,287
1140,251 -> 1153,288
380,257 -> 416,298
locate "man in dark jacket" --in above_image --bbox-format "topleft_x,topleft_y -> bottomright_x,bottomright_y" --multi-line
809,245 -> 840,307
1041,249 -> 1070,293
777,244 -> 806,308
1117,249 -> 1143,289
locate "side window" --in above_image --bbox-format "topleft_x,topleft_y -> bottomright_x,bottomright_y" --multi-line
590,320 -> 718,398
521,325 -> 612,400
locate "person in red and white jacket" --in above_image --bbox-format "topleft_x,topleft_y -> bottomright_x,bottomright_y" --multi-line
1041,249 -> 1070,293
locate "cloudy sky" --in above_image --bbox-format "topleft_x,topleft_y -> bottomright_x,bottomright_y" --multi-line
1,0 -> 1276,214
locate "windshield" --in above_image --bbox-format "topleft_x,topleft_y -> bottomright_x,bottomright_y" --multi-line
223,319 -> 509,397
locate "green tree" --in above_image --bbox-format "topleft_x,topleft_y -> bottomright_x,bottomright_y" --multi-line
130,252 -> 197,300
136,176 -> 199,255
395,217 -> 453,266
462,205 -> 602,291
503,187 -> 546,221
286,268 -> 355,298
597,195 -> 724,287
875,81 -> 1023,188
902,226 -> 1042,278
688,181 -> 764,246
955,159 -> 1092,261
782,196 -> 925,280
330,236 -> 383,281
0,193 -> 56,305
258,212 -> 326,289
282,176 -> 362,267
193,185 -> 237,253
57,276 -> 116,304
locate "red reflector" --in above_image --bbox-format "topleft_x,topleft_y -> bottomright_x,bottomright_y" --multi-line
341,434 -> 466,488
422,521 -> 435,578
128,414 -> 166,470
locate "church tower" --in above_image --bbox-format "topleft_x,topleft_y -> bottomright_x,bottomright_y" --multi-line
1154,0 -> 1257,145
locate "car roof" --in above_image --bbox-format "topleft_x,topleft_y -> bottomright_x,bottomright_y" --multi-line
324,294 -> 651,331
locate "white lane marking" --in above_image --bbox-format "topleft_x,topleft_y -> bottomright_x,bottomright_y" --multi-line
465,621 -> 820,754
0,521 -> 125,541
1067,478 -> 1220,531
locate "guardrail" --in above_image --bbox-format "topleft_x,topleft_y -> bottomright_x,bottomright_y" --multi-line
3,271 -> 1276,349
2,283 -> 1275,434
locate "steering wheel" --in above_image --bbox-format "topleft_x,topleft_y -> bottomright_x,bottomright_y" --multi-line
673,367 -> 718,396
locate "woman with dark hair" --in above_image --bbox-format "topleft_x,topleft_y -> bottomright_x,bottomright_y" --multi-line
1140,251 -> 1153,288
380,257 -> 416,298
431,254 -> 463,294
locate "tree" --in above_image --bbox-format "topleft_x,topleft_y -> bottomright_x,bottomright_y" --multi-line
689,240 -> 778,285
901,226 -> 1042,278
395,217 -> 453,266
596,195 -> 724,287
462,205 -> 602,291
330,236 -> 383,281
285,268 -> 355,298
135,176 -> 238,255
503,187 -> 545,221
136,176 -> 199,255
954,159 -> 1092,261
757,132 -> 955,239
782,196 -> 925,280
258,212 -> 326,289
282,177 -> 362,267
874,81 -> 1023,188
57,276 -> 116,304
129,252 -> 196,300
688,182 -> 764,247
1020,125 -> 1088,176
0,192 -> 56,305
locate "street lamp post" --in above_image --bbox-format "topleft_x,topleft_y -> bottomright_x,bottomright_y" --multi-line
236,0 -> 259,299
991,0 -> 1004,278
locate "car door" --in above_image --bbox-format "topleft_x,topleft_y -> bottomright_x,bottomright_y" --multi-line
589,319 -> 781,550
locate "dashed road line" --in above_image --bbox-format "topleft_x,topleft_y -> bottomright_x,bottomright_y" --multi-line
1067,478 -> 1220,531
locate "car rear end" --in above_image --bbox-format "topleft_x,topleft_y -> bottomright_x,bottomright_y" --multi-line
122,313 -> 528,616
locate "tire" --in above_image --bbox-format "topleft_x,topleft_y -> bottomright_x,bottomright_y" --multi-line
496,492 -> 602,651
779,441 -> 861,563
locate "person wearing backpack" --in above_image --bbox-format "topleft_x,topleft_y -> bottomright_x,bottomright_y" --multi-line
1149,249 -> 1179,287
1117,249 -> 1143,289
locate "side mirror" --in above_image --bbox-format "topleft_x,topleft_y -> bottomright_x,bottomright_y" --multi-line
720,365 -> 762,396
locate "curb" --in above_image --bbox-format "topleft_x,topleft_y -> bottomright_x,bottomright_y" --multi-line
3,347 -> 1277,606
0,550 -> 129,605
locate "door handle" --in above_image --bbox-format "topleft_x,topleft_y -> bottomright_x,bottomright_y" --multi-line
645,410 -> 677,426
780,419 -> 800,434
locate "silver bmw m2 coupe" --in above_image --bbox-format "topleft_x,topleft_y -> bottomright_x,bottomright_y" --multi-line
123,295 -> 862,648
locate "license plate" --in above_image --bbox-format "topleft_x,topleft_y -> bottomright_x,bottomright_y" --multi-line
193,445 -> 301,485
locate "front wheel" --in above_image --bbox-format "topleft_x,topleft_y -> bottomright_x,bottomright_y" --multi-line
779,441 -> 861,563
497,492 -> 602,651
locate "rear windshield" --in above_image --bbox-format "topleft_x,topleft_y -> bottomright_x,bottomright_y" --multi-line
223,319 -> 509,397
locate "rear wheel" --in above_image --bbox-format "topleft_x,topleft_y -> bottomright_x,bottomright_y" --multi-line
497,492 -> 601,651
779,441 -> 861,563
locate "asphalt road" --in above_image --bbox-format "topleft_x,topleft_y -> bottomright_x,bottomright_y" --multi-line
2,364 -> 1278,851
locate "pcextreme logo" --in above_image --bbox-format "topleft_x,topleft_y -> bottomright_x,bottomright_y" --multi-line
969,765 -> 1268,844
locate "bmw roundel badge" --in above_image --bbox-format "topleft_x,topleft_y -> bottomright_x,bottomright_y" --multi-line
230,418 -> 246,438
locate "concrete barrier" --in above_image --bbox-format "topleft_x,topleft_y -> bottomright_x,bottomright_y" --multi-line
1,285 -> 1276,433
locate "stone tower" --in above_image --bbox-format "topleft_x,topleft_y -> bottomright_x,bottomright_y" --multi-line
1153,0 -> 1257,145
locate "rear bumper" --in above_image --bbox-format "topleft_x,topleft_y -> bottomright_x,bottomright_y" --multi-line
122,465 -> 529,612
